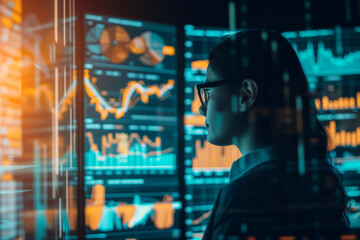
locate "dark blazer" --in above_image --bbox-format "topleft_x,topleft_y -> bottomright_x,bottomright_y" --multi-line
202,160 -> 347,240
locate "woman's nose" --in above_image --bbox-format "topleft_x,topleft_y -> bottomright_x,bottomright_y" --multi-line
199,105 -> 207,117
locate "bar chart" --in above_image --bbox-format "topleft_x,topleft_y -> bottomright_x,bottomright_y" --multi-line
85,132 -> 176,170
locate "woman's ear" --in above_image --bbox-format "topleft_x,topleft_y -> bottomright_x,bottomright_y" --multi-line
238,79 -> 258,112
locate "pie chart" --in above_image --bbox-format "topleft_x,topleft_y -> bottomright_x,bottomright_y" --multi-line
99,26 -> 131,63
131,31 -> 166,66
86,27 -> 103,54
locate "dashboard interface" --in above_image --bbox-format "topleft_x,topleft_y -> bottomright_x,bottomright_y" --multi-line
84,14 -> 181,239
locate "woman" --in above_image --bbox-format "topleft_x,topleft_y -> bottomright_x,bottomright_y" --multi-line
197,30 -> 349,239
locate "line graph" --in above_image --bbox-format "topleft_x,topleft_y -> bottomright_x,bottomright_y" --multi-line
294,41 -> 360,76
85,132 -> 176,170
84,70 -> 175,120
85,184 -> 181,232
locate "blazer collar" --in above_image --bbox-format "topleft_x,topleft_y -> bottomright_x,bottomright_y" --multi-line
230,146 -> 278,182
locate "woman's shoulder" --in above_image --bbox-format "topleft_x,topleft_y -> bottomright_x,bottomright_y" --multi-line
213,159 -> 348,235
219,160 -> 280,206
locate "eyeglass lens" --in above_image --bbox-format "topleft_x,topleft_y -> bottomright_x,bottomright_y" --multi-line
200,88 -> 209,105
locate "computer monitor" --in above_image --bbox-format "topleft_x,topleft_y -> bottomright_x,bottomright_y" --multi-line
183,25 -> 360,239
283,27 -> 360,229
84,14 -> 180,239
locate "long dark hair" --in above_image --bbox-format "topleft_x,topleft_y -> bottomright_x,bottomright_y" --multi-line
208,30 -> 349,231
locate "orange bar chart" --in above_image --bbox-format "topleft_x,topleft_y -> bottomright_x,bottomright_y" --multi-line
184,87 -> 205,127
326,120 -> 360,147
191,87 -> 202,113
191,60 -> 209,70
85,184 -> 176,231
315,92 -> 360,111
192,140 -> 242,170
184,115 -> 205,126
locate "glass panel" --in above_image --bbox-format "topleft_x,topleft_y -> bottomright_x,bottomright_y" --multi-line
0,0 -> 24,239
0,0 -> 78,239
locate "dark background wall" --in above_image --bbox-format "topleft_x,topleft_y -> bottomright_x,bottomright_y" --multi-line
23,0 -> 360,31
75,0 -> 360,30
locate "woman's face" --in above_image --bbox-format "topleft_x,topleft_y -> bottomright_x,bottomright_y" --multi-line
199,65 -> 241,146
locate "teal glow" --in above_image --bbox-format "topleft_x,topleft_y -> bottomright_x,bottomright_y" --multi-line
107,18 -> 143,27
298,29 -> 334,38
85,14 -> 103,21
294,41 -> 360,75
282,31 -> 298,38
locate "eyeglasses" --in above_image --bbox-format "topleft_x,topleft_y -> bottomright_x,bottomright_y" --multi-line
196,80 -> 228,106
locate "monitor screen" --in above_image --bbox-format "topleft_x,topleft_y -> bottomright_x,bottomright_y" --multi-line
283,27 -> 360,229
184,25 -> 360,239
84,14 -> 180,239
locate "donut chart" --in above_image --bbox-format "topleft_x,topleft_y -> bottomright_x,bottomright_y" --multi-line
133,31 -> 166,66
86,27 -> 104,54
99,26 -> 131,64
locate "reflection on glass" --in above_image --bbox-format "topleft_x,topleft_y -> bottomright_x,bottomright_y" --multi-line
0,0 -> 77,239
0,0 -> 24,239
